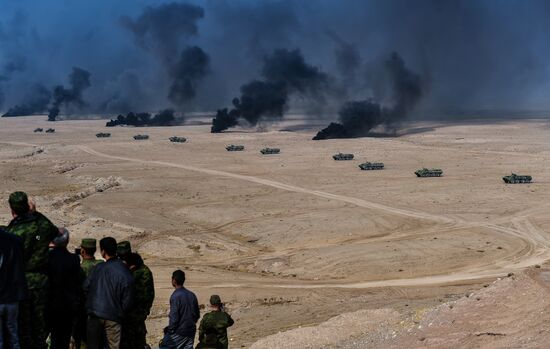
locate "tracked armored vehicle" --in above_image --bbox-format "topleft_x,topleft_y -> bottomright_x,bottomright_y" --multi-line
45,128 -> 55,133
333,153 -> 354,161
260,148 -> 280,154
133,134 -> 149,140
169,136 -> 187,143
415,168 -> 443,177
96,133 -> 111,138
503,173 -> 532,184
359,162 -> 384,170
34,128 -> 43,133
226,145 -> 245,151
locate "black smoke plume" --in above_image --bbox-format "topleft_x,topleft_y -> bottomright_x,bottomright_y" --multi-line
106,109 -> 181,127
313,52 -> 423,140
48,67 -> 91,121
168,46 -> 210,107
2,84 -> 51,117
211,49 -> 328,132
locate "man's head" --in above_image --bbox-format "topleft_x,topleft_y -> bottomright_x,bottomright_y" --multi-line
52,227 -> 70,248
117,241 -> 132,258
81,238 -> 97,258
99,237 -> 117,260
172,269 -> 186,288
9,191 -> 30,217
210,295 -> 223,310
122,252 -> 144,271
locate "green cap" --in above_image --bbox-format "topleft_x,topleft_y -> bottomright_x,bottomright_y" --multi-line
117,241 -> 132,256
210,295 -> 222,305
81,238 -> 97,249
9,191 -> 29,214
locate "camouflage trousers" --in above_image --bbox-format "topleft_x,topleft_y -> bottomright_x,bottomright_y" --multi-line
19,287 -> 48,349
121,317 -> 147,349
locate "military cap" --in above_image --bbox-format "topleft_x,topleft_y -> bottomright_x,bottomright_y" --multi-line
9,191 -> 30,214
210,295 -> 222,305
81,238 -> 97,249
117,240 -> 132,256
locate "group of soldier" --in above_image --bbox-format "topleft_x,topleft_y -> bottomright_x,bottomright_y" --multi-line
0,191 -> 234,349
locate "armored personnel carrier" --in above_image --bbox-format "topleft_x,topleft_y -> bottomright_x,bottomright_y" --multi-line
45,128 -> 55,133
226,145 -> 245,151
503,173 -> 532,184
359,162 -> 384,170
34,128 -> 43,132
260,148 -> 280,154
96,133 -> 111,138
169,136 -> 187,143
133,134 -> 149,140
415,168 -> 443,177
333,153 -> 354,161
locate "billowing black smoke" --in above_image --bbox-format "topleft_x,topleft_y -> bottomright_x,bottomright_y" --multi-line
106,109 -> 181,127
211,48 -> 329,132
2,84 -> 51,117
48,67 -> 91,121
313,52 -> 423,140
168,46 -> 210,107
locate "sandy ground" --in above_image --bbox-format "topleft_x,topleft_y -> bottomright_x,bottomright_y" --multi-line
1,116 -> 550,347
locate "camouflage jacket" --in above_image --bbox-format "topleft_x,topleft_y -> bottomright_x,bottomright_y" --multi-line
6,212 -> 58,289
128,264 -> 155,320
81,258 -> 103,279
198,311 -> 235,349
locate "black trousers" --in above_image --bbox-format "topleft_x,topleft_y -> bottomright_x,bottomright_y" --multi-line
48,309 -> 76,349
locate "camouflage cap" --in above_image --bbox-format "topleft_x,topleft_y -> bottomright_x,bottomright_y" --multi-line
117,240 -> 132,256
210,294 -> 222,305
9,191 -> 30,214
81,238 -> 97,249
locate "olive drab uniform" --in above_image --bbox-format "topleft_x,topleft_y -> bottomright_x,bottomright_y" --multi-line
7,211 -> 58,349
81,258 -> 103,278
197,311 -> 235,349
121,263 -> 155,349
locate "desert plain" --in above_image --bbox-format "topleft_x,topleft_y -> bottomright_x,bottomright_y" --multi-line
1,116 -> 550,347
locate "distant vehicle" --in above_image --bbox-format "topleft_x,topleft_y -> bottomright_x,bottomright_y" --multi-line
96,133 -> 111,138
415,168 -> 443,177
359,162 -> 384,170
45,128 -> 55,133
226,145 -> 245,151
260,148 -> 280,154
503,173 -> 532,184
34,128 -> 43,133
333,153 -> 354,161
169,136 -> 187,143
133,134 -> 149,140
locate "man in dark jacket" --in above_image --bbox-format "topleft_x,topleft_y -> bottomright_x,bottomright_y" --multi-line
159,270 -> 199,349
0,227 -> 27,349
84,237 -> 134,349
47,228 -> 83,349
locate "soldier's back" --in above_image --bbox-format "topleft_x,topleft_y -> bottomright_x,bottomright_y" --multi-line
81,258 -> 103,278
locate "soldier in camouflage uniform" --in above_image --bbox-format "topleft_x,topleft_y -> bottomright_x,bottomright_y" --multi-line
6,191 -> 59,349
121,249 -> 155,349
196,295 -> 234,349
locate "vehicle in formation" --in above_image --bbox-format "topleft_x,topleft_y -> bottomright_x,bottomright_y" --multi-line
45,128 -> 55,133
333,153 -> 354,161
226,145 -> 245,151
260,148 -> 280,154
359,162 -> 384,170
415,168 -> 443,177
169,136 -> 187,143
34,128 -> 44,133
133,134 -> 149,140
502,173 -> 532,184
96,133 -> 111,138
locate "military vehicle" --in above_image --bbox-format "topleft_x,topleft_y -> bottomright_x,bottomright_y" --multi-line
133,134 -> 149,140
96,133 -> 111,138
333,153 -> 354,161
260,148 -> 280,154
359,162 -> 384,170
503,173 -> 532,184
34,128 -> 43,132
415,168 -> 443,177
226,145 -> 245,151
45,128 -> 55,133
169,136 -> 187,143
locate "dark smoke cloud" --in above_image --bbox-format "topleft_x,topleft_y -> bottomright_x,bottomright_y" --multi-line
313,52 -> 423,140
2,84 -> 51,117
168,46 -> 210,106
48,67 -> 91,121
106,109 -> 181,127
